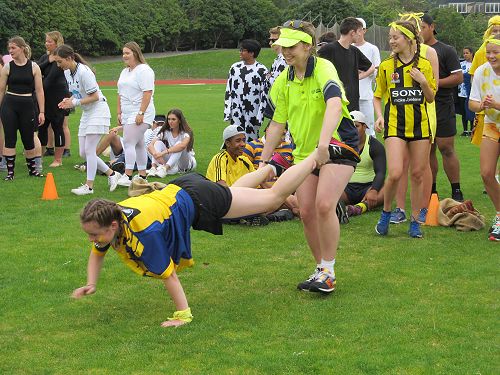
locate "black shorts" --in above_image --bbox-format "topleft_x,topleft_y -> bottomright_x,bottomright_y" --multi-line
344,182 -> 372,204
170,173 -> 232,235
435,99 -> 457,138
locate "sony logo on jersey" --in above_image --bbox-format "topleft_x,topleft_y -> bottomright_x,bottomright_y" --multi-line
390,88 -> 424,105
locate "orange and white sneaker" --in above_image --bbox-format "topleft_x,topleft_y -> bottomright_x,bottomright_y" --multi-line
309,269 -> 336,294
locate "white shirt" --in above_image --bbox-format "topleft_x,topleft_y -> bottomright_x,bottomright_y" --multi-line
470,62 -> 500,125
354,41 -> 380,100
117,64 -> 155,125
458,60 -> 472,98
158,130 -> 190,148
65,63 -> 110,118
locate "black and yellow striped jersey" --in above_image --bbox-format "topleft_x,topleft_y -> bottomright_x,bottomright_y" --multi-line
375,56 -> 436,139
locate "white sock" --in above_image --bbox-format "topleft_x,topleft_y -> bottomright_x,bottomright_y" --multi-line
320,259 -> 335,276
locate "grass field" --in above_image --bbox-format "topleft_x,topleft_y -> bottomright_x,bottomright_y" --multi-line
1,82 -> 499,374
93,49 -> 278,81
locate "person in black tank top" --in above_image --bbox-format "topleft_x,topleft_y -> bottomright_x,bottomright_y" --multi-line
37,31 -> 70,167
0,36 -> 45,180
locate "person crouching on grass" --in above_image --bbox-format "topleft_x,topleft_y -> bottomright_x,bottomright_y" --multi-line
72,150 -> 320,327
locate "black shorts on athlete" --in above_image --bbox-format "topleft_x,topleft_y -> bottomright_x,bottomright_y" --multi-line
435,99 -> 457,138
170,173 -> 232,235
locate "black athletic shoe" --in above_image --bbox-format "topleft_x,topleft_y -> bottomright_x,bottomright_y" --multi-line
452,189 -> 464,202
267,153 -> 291,177
336,200 -> 349,224
266,209 -> 294,222
43,148 -> 54,156
297,268 -> 321,291
63,149 -> 71,157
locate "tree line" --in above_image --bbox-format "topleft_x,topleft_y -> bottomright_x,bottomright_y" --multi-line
0,0 -> 491,58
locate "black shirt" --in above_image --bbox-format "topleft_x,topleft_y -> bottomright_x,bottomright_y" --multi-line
428,40 -> 461,103
318,41 -> 372,111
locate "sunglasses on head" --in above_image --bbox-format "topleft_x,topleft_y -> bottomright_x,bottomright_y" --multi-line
283,19 -> 304,30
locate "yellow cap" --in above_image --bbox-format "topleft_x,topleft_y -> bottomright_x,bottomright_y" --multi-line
273,28 -> 312,47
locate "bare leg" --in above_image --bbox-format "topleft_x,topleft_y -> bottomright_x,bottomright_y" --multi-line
437,136 -> 461,184
316,164 -> 354,261
160,271 -> 190,328
382,138 -> 407,212
225,151 -> 317,217
394,147 -> 409,210
408,140 -> 431,219
480,138 -> 500,211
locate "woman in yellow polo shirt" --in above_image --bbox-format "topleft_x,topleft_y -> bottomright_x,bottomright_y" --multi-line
261,20 -> 360,294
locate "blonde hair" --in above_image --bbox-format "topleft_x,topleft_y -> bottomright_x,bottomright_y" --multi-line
45,31 -> 64,47
123,41 -> 146,65
269,26 -> 281,35
8,36 -> 31,59
282,21 -> 317,56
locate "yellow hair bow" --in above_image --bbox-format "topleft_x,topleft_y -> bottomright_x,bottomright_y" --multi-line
399,12 -> 424,32
389,22 -> 416,39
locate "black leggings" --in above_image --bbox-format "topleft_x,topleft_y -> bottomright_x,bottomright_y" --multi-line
38,112 -> 65,147
0,94 -> 35,150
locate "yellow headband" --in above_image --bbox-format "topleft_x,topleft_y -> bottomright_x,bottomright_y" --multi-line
398,12 -> 424,32
485,38 -> 500,47
389,22 -> 415,39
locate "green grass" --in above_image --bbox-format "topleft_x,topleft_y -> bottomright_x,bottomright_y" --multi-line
93,49 -> 278,81
1,84 -> 499,374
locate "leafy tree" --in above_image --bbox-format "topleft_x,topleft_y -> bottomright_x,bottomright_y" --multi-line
231,0 -> 281,44
185,0 -> 234,49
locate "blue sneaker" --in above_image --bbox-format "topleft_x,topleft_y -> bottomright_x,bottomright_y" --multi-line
390,207 -> 407,224
408,219 -> 423,238
418,208 -> 428,223
375,211 -> 391,235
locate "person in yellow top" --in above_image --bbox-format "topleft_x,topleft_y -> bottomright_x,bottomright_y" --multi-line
374,20 -> 436,238
206,124 -> 254,187
469,15 -> 500,146
72,148 -> 319,327
468,36 -> 500,241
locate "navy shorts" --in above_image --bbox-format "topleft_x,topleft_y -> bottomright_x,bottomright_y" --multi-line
344,182 -> 372,204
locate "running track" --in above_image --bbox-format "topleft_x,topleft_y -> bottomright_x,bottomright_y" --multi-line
99,79 -> 226,86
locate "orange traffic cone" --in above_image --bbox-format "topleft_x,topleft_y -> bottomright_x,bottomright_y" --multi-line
41,172 -> 59,200
425,193 -> 439,226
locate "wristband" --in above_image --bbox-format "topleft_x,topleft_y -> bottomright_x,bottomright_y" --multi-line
167,308 -> 193,323
72,98 -> 81,107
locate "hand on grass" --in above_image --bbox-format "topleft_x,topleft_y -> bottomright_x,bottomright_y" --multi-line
160,319 -> 188,328
72,284 -> 96,298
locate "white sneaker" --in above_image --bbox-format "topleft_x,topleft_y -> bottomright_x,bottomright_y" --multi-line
147,167 -> 158,177
166,165 -> 179,175
156,165 -> 168,178
108,172 -> 121,192
71,184 -> 94,196
117,173 -> 132,187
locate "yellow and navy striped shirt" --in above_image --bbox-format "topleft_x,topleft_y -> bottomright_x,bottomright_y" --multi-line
91,184 -> 195,279
375,56 -> 436,139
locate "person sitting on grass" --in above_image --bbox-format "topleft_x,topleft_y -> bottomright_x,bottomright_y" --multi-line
341,111 -> 386,218
147,109 -> 196,178
244,123 -> 299,219
72,149 -> 318,328
206,124 -> 254,187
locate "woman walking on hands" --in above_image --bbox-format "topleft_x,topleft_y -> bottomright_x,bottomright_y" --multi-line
260,21 -> 360,294
72,151 -> 317,327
